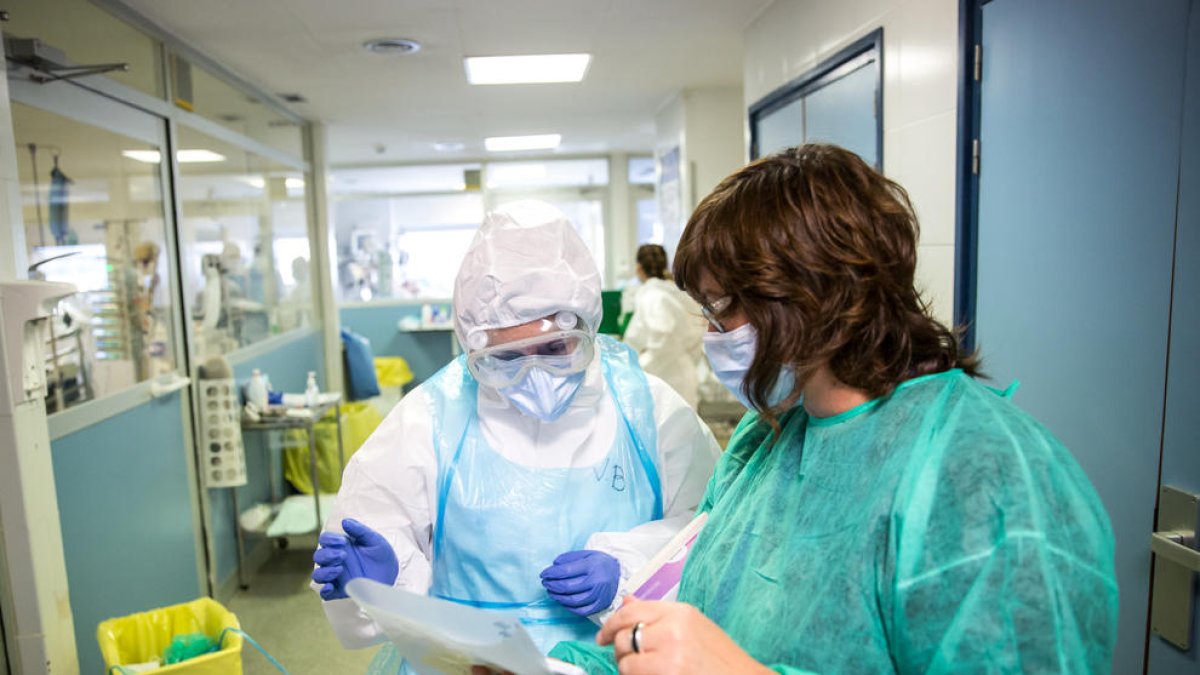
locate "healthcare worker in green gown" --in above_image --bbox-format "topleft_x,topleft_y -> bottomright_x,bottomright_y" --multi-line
544,144 -> 1119,674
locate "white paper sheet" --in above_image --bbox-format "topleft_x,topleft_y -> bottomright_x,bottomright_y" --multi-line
346,579 -> 584,675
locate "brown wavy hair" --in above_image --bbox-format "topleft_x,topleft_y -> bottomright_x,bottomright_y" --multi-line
636,243 -> 670,280
674,144 -> 979,427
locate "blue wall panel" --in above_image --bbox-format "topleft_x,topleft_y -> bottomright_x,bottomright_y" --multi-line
974,0 -> 1189,670
339,304 -> 456,386
52,391 -> 201,674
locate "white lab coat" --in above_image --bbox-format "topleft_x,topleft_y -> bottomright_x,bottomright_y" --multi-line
622,277 -> 706,408
316,355 -> 720,648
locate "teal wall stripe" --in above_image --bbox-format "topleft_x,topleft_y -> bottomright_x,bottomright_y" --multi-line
339,305 -> 456,386
51,390 -> 201,674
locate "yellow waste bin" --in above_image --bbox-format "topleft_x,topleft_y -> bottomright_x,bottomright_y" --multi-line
97,597 -> 242,674
374,356 -> 414,389
283,401 -> 384,494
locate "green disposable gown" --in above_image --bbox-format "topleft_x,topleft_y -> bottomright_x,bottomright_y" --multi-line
551,369 -> 1117,673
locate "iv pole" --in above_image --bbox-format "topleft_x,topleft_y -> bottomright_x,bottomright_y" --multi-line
27,143 -> 44,248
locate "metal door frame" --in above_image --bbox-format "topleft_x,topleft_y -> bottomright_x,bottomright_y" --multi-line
7,70 -> 209,597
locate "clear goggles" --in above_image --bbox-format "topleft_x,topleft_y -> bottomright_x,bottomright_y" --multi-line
466,316 -> 595,388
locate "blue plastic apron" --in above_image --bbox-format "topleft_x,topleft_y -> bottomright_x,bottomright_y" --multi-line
368,336 -> 663,674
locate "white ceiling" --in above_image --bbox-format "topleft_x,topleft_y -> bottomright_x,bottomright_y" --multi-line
117,0 -> 770,165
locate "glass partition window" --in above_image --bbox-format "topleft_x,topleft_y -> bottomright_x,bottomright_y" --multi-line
173,60 -> 304,158
330,159 -> 615,303
333,192 -> 484,301
13,102 -> 177,411
176,126 -> 313,360
749,30 -> 883,168
485,158 -> 609,189
4,0 -> 165,99
628,156 -> 656,185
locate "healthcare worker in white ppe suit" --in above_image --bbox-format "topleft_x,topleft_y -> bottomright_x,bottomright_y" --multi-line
622,243 -> 706,407
311,200 -> 720,672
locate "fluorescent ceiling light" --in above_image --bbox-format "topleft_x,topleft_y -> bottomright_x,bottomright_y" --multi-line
285,177 -> 305,189
121,149 -> 226,164
484,134 -> 561,152
121,150 -> 162,163
239,176 -> 266,189
177,149 -> 226,163
465,54 -> 591,85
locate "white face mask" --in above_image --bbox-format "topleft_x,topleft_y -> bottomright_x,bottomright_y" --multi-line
703,323 -> 795,410
498,368 -> 586,422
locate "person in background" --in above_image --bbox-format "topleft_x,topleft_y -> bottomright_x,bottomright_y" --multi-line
622,244 -> 706,407
549,144 -> 1118,674
311,200 -> 720,673
278,256 -> 312,331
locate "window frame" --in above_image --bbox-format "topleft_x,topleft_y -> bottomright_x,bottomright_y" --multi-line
747,28 -> 884,168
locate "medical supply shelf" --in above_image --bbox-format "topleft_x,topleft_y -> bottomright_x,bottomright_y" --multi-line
235,395 -> 344,589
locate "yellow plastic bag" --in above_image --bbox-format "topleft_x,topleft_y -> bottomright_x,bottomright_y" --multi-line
375,356 -> 414,388
97,597 -> 242,674
283,401 -> 383,494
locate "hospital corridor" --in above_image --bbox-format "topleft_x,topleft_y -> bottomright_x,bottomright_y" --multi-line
0,0 -> 1197,673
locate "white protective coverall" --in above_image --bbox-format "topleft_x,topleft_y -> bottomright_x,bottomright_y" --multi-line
622,277 -> 706,408
317,200 -> 720,651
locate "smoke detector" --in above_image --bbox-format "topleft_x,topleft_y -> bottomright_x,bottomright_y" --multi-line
363,38 -> 422,55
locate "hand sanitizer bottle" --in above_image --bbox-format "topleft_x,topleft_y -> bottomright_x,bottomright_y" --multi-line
247,368 -> 269,411
305,371 -> 319,407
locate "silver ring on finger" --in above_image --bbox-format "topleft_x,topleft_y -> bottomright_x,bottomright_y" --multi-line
631,621 -> 644,654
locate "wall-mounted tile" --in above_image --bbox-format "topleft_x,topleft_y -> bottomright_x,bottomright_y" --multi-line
893,111 -> 958,246
891,0 -> 959,127
881,9 -> 905,134
915,242 -> 956,325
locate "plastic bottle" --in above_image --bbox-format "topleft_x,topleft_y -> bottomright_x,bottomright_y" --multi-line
305,371 -> 320,407
247,368 -> 269,411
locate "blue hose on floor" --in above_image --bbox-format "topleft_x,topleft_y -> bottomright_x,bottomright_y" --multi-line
219,627 -> 290,674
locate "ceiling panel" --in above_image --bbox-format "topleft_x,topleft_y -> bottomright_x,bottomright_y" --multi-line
118,0 -> 770,163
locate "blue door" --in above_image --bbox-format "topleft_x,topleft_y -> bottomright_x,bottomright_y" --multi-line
1149,3 -> 1200,670
973,0 -> 1193,671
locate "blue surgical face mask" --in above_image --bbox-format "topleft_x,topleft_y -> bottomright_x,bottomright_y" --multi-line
703,323 -> 795,410
498,367 -> 586,422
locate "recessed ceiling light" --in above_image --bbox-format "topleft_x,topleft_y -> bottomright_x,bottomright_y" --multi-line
484,134 -> 562,152
285,177 -> 305,189
121,149 -> 226,164
177,149 -> 226,163
433,141 -> 465,152
122,150 -> 162,163
465,54 -> 591,85
363,38 -> 422,55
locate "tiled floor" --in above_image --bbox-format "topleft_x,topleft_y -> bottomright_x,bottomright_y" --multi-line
226,548 -> 381,675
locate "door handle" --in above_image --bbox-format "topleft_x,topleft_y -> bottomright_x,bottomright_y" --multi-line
1151,530 -> 1200,572
149,374 -> 191,398
1150,486 -> 1200,650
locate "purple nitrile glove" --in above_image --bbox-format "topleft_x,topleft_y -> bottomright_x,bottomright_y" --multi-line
539,549 -> 620,616
312,518 -> 398,601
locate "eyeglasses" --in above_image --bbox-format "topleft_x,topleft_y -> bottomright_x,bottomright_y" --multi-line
700,296 -> 732,333
466,330 -> 594,388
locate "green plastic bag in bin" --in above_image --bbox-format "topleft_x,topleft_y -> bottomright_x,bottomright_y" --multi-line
97,598 -> 242,674
283,401 -> 383,494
